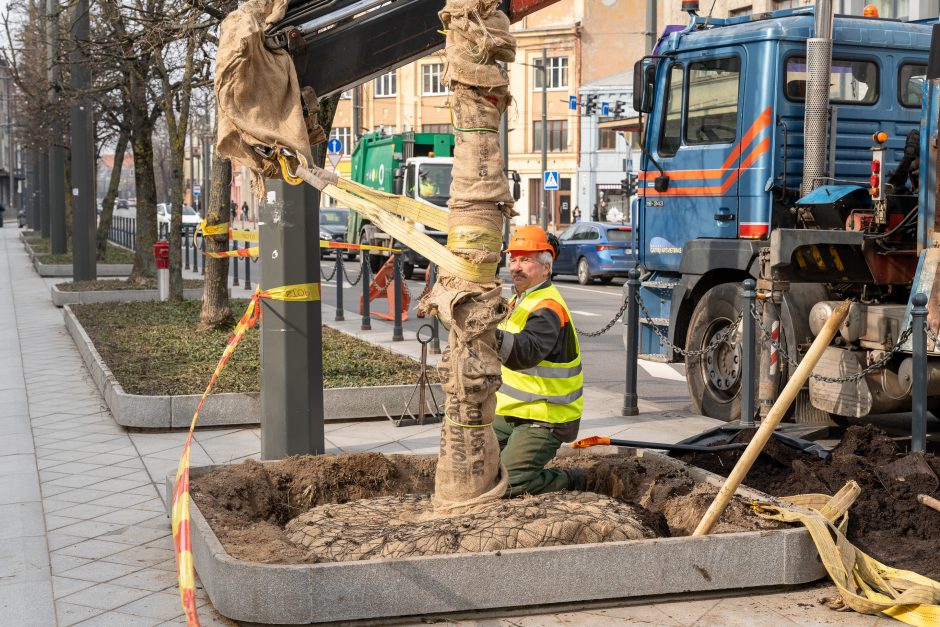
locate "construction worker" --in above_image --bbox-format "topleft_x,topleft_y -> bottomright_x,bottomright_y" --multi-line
419,171 -> 439,197
495,225 -> 586,496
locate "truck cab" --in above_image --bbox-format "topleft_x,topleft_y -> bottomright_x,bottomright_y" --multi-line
631,7 -> 930,421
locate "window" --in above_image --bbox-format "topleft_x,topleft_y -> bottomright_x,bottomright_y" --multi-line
899,63 -> 927,108
422,123 -> 453,134
534,57 -> 568,90
685,57 -> 740,145
867,0 -> 910,19
329,127 -> 352,155
559,225 -> 579,241
785,57 -> 879,105
773,0 -> 802,8
374,71 -> 397,97
606,228 -> 632,243
579,227 -> 600,240
598,128 -> 617,151
340,90 -> 352,99
533,120 -> 568,152
422,63 -> 447,95
659,64 -> 683,157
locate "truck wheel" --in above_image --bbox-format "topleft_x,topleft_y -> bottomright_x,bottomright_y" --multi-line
685,283 -> 746,422
577,258 -> 593,285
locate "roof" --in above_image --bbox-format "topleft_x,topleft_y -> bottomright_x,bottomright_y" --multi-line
581,69 -> 633,91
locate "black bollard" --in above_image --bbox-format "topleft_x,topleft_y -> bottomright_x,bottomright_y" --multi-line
741,279 -> 757,428
200,236 -> 206,275
622,269 -> 641,416
361,251 -> 371,330
393,254 -> 404,341
912,293 -> 928,452
232,237 -> 240,286
184,227 -> 190,270
244,241 -> 252,290
428,264 -> 441,355
335,252 -> 344,321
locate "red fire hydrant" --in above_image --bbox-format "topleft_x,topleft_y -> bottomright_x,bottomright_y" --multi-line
153,240 -> 170,300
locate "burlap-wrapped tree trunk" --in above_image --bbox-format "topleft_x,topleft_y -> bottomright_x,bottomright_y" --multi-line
421,0 -> 517,512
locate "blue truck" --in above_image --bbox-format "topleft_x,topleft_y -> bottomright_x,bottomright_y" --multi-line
630,3 -> 935,423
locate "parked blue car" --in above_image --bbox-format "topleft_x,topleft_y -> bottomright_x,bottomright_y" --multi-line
553,221 -> 635,285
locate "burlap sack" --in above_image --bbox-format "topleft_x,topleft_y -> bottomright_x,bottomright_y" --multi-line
214,0 -> 314,196
285,492 -> 658,561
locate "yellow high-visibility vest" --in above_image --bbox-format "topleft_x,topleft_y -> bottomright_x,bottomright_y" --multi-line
495,284 -> 583,423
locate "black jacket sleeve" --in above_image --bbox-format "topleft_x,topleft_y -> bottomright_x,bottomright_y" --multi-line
496,307 -> 562,370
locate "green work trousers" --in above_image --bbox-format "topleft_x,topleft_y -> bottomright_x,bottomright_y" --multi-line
493,414 -> 570,497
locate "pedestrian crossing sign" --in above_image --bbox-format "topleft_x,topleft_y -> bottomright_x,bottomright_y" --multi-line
543,170 -> 559,191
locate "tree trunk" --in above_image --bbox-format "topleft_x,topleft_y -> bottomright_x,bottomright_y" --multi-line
128,124 -> 158,283
198,151 -> 233,329
167,126 -> 187,301
96,130 -> 128,261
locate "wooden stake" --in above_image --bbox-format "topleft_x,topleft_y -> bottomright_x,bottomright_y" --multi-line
693,300 -> 851,536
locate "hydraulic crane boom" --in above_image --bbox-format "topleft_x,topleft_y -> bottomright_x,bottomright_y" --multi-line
265,0 -> 560,97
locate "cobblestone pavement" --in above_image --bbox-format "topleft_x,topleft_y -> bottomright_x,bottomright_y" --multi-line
3,227 -> 892,626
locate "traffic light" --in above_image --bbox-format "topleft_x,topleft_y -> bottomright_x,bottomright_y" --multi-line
621,172 -> 638,196
584,94 -> 598,115
613,101 -> 625,118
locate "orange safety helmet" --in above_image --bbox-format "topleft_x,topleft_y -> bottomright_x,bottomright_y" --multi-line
504,225 -> 557,258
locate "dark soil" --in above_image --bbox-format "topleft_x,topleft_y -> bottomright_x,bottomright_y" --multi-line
58,278 -> 204,292
28,237 -> 135,264
190,452 -> 781,564
71,300 -> 437,395
678,425 -> 940,580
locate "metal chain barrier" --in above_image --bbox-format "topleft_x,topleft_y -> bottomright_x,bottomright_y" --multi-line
636,292 -> 742,358
342,257 -> 364,286
577,296 -> 630,338
751,299 -> 913,384
320,259 -> 337,282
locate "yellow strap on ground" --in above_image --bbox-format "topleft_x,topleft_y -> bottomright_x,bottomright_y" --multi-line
296,167 -> 497,282
754,482 -> 940,626
334,177 -> 449,232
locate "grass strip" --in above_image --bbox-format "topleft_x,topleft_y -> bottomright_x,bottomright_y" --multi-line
71,300 -> 437,395
58,279 -> 205,292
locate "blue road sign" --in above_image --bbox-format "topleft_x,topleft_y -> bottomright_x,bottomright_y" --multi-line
569,95 -> 577,110
327,138 -> 343,154
602,102 -> 610,116
193,183 -> 201,197
543,170 -> 559,191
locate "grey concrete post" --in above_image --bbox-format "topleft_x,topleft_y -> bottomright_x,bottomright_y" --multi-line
39,151 -> 49,237
741,279 -> 757,427
911,292 -> 928,453
622,269 -> 641,416
232,237 -> 239,286
334,252 -> 344,321
259,179 -> 325,459
47,0 -> 66,254
361,251 -> 371,330
392,254 -> 404,341
69,0 -> 95,280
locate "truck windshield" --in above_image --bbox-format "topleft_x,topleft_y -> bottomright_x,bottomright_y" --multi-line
416,163 -> 452,208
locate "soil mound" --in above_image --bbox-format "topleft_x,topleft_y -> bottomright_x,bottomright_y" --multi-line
679,425 -> 940,579
190,451 -> 781,565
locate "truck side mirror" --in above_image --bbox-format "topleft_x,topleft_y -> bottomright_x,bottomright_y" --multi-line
393,167 -> 403,195
511,171 -> 521,201
633,59 -> 655,114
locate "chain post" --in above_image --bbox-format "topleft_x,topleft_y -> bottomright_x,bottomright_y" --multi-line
232,236 -> 240,286
622,269 -> 641,416
200,236 -> 205,275
244,241 -> 253,290
361,251 -> 372,330
335,251 -> 345,321
184,226 -> 190,270
429,263 -> 441,354
741,279 -> 757,427
912,293 -> 928,453
393,254 -> 404,341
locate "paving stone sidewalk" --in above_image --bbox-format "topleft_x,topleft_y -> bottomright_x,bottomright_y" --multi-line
2,226 -> 891,626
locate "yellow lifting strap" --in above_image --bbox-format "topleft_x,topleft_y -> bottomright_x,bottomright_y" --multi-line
293,165 -> 498,283
754,482 -> 940,626
334,177 -> 449,233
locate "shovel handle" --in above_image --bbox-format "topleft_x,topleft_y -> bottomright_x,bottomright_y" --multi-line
917,494 -> 940,514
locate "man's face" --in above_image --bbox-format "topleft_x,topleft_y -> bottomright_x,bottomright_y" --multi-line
509,252 -> 550,293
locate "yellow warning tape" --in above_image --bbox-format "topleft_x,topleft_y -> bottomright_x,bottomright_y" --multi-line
318,240 -> 400,253
230,229 -> 258,242
203,247 -> 259,259
172,282 -> 318,625
755,482 -> 940,626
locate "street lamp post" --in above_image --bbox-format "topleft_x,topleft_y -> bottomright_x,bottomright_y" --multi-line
539,48 -> 547,231
70,0 -> 95,280
47,0 -> 67,253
